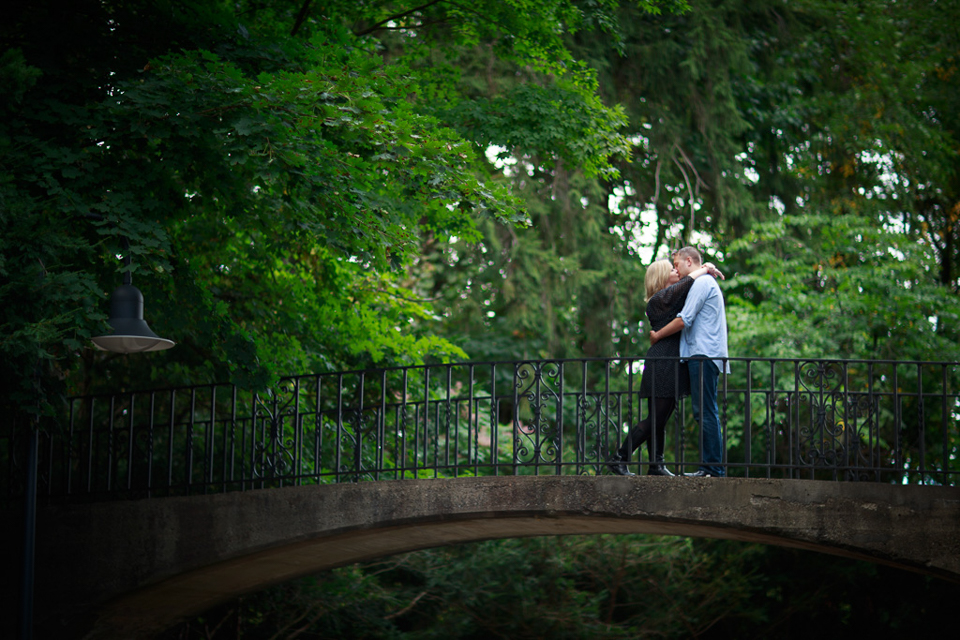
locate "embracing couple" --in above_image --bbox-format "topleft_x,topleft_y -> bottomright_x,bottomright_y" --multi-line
608,246 -> 730,478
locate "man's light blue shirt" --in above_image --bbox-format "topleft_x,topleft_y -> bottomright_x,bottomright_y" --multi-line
678,277 -> 730,374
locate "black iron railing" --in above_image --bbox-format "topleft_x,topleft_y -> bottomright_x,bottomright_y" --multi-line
3,357 -> 958,503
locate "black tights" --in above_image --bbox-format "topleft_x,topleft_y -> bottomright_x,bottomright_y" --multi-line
617,397 -> 677,462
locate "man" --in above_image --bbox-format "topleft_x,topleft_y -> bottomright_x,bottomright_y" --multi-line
650,246 -> 729,477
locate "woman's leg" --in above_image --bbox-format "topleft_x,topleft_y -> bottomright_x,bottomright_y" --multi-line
618,419 -> 650,459
607,406 -> 653,476
646,397 -> 676,475
616,397 -> 675,460
610,397 -> 677,476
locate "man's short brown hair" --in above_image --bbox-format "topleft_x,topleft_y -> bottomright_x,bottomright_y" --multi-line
673,246 -> 702,265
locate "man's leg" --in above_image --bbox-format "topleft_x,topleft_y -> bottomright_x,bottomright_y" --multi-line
688,357 -> 723,476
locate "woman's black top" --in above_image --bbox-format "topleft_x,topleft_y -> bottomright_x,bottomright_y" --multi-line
639,275 -> 695,398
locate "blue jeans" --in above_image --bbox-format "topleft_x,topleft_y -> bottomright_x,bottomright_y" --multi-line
689,357 -> 724,476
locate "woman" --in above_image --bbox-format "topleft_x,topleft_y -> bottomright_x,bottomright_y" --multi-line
608,259 -> 721,476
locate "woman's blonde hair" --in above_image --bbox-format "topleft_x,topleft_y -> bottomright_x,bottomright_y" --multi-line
644,260 -> 673,302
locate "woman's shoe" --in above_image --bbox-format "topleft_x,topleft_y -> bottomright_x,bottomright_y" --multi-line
647,458 -> 675,476
606,453 -> 635,476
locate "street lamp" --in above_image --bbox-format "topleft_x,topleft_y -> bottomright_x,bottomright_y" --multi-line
91,243 -> 175,353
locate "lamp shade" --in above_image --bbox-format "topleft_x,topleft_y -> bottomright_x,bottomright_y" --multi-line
91,284 -> 175,353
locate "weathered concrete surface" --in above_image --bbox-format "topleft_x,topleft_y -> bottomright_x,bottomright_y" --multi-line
9,476 -> 960,638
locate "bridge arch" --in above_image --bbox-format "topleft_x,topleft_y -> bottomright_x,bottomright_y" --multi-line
26,475 -> 960,639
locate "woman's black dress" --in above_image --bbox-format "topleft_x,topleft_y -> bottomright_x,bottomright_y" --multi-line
639,276 -> 694,398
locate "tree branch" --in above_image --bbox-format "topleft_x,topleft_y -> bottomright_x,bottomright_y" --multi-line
204,607 -> 234,639
672,143 -> 708,237
674,143 -> 708,191
291,0 -> 313,37
354,0 -> 446,37
364,19 -> 446,32
673,155 -> 696,234
652,158 -> 663,205
267,600 -> 326,640
384,590 -> 430,620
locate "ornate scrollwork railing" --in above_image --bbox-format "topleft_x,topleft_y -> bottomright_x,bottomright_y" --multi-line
3,357 -> 957,503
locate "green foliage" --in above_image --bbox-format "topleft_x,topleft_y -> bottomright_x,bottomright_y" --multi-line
426,171 -> 646,362
6,0 -> 960,634
447,78 -> 631,179
167,535 -> 960,638
2,0 -> 649,420
725,212 -> 960,361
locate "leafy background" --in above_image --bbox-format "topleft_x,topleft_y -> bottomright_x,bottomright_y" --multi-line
3,0 -> 959,636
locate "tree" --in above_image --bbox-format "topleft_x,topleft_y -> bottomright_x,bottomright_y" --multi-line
166,534 -> 960,639
2,0 -> 670,424
420,0 -> 960,366
8,1 -> 959,637
717,0 -> 960,360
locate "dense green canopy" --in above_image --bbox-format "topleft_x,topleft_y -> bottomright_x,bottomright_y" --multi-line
425,0 -> 960,364
2,1 -> 674,416
5,0 -> 960,636
5,0 -> 957,418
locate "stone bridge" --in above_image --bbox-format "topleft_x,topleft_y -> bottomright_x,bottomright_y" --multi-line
5,357 -> 958,637
7,475 -> 959,639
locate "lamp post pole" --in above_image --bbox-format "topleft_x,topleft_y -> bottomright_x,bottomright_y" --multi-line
20,422 -> 38,640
